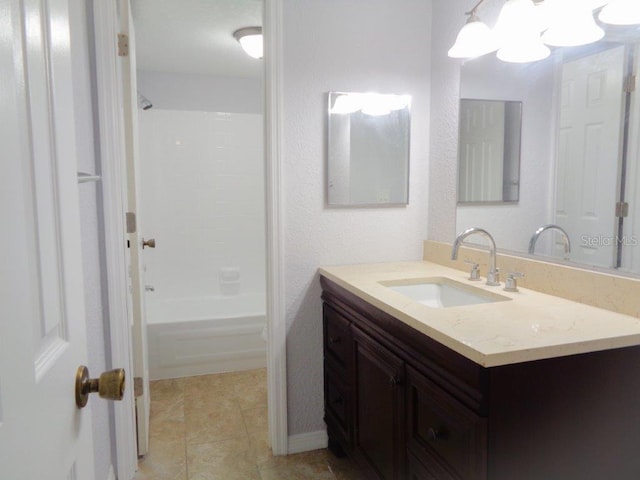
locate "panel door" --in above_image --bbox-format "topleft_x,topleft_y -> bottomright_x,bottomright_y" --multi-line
353,327 -> 405,480
0,0 -> 95,478
555,46 -> 625,266
458,100 -> 506,202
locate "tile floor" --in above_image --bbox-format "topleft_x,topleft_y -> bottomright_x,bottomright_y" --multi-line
135,368 -> 367,480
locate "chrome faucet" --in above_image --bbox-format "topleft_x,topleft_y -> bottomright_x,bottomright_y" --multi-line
528,224 -> 571,260
451,227 -> 500,286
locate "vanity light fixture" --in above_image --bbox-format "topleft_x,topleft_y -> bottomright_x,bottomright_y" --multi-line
233,27 -> 263,59
599,0 -> 640,25
448,0 -> 640,64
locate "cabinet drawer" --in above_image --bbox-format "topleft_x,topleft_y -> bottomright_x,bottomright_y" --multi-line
407,451 -> 455,480
406,366 -> 487,480
323,304 -> 351,369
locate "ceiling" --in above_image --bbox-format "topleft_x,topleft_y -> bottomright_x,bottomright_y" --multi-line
131,0 -> 263,78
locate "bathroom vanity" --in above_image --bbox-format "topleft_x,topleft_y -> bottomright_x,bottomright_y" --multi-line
320,262 -> 640,480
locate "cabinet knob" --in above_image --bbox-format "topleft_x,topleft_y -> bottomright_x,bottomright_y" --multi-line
427,427 -> 443,442
389,375 -> 402,388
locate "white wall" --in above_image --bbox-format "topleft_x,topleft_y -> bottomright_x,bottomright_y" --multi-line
139,110 -> 265,309
282,0 -> 432,436
428,0 -> 466,243
69,1 -> 115,479
137,70 -> 263,114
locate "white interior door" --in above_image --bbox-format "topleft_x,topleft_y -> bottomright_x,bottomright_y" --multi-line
0,0 -> 95,478
119,0 -> 151,456
555,46 -> 625,267
458,100 -> 506,202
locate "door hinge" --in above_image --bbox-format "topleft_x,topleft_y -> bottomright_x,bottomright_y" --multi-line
118,33 -> 129,57
126,212 -> 136,233
616,202 -> 629,218
624,75 -> 636,94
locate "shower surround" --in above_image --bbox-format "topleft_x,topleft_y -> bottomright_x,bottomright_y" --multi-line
139,109 -> 266,379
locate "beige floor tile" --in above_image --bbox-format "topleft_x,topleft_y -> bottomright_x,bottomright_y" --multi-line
241,405 -> 268,435
136,438 -> 187,480
137,371 -> 368,480
258,452 -> 337,480
186,438 -> 261,480
186,408 -> 248,446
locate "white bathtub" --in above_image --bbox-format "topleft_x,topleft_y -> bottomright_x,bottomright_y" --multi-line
147,293 -> 266,380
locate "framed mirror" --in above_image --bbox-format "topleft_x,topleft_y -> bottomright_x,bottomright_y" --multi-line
455,37 -> 640,275
327,92 -> 411,206
458,98 -> 523,204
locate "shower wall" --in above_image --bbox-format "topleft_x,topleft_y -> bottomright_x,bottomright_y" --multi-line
138,108 -> 266,378
139,109 -> 265,300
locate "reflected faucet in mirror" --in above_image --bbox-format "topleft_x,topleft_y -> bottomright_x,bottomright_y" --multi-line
528,224 -> 572,260
452,227 -> 500,286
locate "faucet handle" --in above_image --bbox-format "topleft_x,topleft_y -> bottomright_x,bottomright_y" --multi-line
464,260 -> 481,281
504,272 -> 525,292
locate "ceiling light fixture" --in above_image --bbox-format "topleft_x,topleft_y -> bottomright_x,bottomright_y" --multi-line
233,27 -> 263,59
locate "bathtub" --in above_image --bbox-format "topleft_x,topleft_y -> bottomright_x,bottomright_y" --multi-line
146,293 -> 267,380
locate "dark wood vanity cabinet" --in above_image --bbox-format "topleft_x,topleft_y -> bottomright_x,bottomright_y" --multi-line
321,276 -> 640,480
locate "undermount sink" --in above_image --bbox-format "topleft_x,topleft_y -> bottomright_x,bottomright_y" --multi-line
380,277 -> 510,309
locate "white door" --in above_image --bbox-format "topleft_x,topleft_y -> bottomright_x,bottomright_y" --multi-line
119,0 -> 151,456
458,99 -> 506,202
555,46 -> 625,267
0,0 -> 95,478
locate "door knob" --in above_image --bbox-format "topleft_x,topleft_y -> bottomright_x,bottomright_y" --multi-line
142,238 -> 156,249
75,365 -> 125,409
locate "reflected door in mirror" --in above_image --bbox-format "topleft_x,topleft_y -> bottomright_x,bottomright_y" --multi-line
458,99 -> 522,204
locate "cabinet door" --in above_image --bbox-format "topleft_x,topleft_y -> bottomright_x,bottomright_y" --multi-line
406,366 -> 487,480
353,326 -> 405,480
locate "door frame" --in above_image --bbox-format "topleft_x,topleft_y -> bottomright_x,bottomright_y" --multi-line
92,1 -> 138,479
92,1 -> 289,476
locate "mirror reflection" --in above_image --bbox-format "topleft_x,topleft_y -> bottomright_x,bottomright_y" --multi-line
456,33 -> 640,275
327,92 -> 411,206
458,99 -> 522,203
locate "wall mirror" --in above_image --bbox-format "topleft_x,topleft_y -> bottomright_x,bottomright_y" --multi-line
327,92 -> 411,206
455,31 -> 640,275
458,98 -> 522,203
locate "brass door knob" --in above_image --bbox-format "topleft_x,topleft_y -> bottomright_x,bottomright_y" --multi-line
75,365 -> 125,409
142,238 -> 156,249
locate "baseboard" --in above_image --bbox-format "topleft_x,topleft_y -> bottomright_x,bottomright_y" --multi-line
287,430 -> 328,454
106,465 -> 116,480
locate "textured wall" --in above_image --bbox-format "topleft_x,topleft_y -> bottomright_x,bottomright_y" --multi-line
427,0 -> 470,242
69,1 -> 114,479
137,70 -> 263,114
282,0 -> 432,435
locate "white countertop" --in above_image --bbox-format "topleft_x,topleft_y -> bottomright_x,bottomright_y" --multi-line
319,261 -> 640,367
